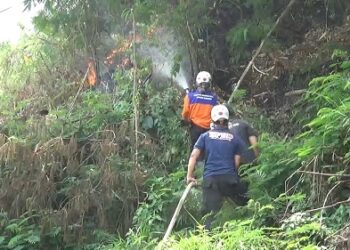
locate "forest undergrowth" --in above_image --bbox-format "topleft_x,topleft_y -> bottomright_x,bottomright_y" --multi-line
107,50 -> 350,250
1,39 -> 350,250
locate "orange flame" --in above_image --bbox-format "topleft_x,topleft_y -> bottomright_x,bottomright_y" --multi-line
86,59 -> 97,86
104,33 -> 143,65
85,29 -> 158,86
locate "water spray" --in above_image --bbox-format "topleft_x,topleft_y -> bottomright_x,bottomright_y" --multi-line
173,68 -> 190,94
138,29 -> 192,93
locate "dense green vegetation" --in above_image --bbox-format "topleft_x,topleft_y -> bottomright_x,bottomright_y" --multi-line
0,0 -> 350,249
107,52 -> 350,249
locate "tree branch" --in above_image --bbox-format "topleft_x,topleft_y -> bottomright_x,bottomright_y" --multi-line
305,198 -> 350,213
284,89 -> 307,96
0,7 -> 11,14
228,0 -> 298,104
132,10 -> 139,167
297,170 -> 350,178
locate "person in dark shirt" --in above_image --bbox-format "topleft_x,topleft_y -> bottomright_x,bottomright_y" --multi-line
229,119 -> 259,164
186,104 -> 249,229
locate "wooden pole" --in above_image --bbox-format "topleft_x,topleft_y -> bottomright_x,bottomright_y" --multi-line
160,182 -> 195,246
227,0 -> 298,104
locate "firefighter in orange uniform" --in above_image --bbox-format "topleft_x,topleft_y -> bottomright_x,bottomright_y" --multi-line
182,71 -> 218,152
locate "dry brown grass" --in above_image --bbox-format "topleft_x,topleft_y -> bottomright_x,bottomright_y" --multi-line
0,118 -> 149,244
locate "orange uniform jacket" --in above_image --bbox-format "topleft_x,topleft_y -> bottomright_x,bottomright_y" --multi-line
182,90 -> 218,129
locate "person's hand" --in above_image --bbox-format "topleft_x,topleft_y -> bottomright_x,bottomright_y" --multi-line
186,176 -> 197,185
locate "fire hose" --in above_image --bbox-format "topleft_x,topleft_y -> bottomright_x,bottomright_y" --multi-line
158,181 -> 195,248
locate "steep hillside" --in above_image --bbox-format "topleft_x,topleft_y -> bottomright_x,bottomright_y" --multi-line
0,1 -> 350,249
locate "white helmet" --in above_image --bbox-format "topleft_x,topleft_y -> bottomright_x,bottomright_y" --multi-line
196,71 -> 212,86
211,104 -> 229,122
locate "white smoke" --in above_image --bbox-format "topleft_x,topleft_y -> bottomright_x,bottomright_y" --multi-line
138,29 -> 191,90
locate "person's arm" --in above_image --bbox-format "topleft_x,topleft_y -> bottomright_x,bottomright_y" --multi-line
248,135 -> 259,157
234,154 -> 241,170
187,148 -> 201,184
234,135 -> 245,170
182,95 -> 190,121
246,123 -> 259,156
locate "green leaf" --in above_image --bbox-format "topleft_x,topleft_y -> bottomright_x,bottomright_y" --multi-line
340,60 -> 350,70
243,28 -> 248,41
13,246 -> 25,250
142,116 -> 154,129
25,234 -> 40,244
0,236 -> 6,244
5,223 -> 19,233
7,234 -> 24,248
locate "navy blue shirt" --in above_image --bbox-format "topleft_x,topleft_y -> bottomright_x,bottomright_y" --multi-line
194,126 -> 245,178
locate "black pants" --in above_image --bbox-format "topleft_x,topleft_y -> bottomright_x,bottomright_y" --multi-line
190,124 -> 208,151
202,174 -> 249,229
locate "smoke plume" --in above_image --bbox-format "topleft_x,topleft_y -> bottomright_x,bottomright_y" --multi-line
138,29 -> 191,90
